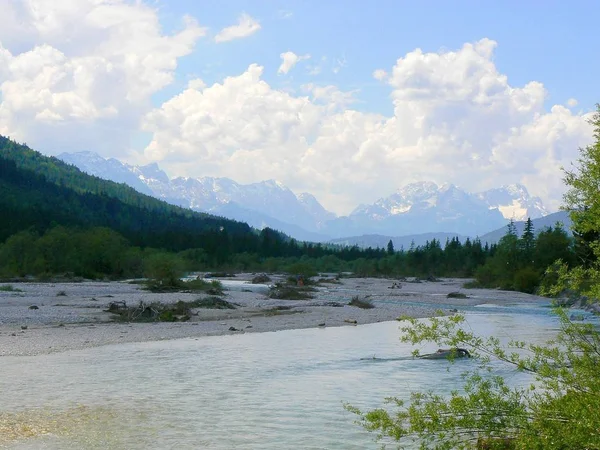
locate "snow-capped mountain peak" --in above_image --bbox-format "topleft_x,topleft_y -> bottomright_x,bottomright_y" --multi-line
56,150 -> 551,240
134,163 -> 170,185
56,152 -> 337,238
476,184 -> 548,220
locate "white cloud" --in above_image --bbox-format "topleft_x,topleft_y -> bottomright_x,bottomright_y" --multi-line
278,51 -> 310,75
277,10 -> 293,20
567,98 -> 578,108
141,39 -> 593,215
0,8 -> 592,218
302,83 -> 358,112
214,13 -> 261,43
373,69 -> 387,81
0,0 -> 205,156
332,54 -> 347,74
187,78 -> 207,90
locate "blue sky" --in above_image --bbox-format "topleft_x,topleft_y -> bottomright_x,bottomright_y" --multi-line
0,0 -> 597,214
158,0 -> 599,114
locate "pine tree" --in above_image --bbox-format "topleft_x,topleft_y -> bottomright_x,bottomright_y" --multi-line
386,239 -> 394,255
519,217 -> 535,265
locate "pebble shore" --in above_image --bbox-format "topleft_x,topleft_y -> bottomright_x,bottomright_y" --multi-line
0,275 -> 546,357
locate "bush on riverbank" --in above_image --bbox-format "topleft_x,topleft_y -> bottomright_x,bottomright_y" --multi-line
194,297 -> 237,309
145,277 -> 224,295
268,282 -> 315,300
108,296 -> 237,322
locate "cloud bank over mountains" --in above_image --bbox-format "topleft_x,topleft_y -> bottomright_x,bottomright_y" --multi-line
0,1 -> 594,216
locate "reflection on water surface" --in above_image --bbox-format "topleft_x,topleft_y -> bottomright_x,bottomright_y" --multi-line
0,305 -> 589,449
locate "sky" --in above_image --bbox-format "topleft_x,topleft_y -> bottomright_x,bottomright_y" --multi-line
0,0 -> 599,215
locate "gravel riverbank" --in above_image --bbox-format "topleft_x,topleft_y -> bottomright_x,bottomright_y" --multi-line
0,275 -> 547,356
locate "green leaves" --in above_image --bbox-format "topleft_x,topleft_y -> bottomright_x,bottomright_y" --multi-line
349,308 -> 600,448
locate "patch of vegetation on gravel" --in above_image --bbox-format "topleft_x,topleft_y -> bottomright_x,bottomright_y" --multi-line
0,285 -> 22,292
348,296 -> 375,309
268,282 -> 315,300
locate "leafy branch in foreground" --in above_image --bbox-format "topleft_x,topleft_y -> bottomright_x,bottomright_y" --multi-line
347,103 -> 600,450
346,310 -> 600,449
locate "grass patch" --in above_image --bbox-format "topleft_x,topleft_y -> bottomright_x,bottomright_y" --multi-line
0,285 -> 22,292
447,291 -> 468,299
144,278 -> 224,295
194,297 -> 237,309
285,275 -> 317,286
262,306 -> 295,316
348,296 -> 375,309
108,296 -> 238,322
268,282 -> 315,300
462,280 -> 482,289
181,279 -> 224,295
204,272 -> 235,278
251,274 -> 271,284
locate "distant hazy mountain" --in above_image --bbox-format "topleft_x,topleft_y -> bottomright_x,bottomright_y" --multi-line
58,152 -> 155,196
328,210 -> 571,250
329,232 -> 470,250
479,211 -> 572,245
328,182 -> 506,237
58,151 -> 336,240
58,152 -> 554,242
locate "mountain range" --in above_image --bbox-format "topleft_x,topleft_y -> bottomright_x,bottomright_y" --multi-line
330,211 -> 571,250
58,151 -> 551,241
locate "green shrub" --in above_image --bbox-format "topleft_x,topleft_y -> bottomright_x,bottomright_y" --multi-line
144,253 -> 185,290
284,262 -> 318,279
193,297 -> 237,309
513,267 -> 541,294
182,278 -> 224,295
268,283 -> 314,300
0,285 -> 22,292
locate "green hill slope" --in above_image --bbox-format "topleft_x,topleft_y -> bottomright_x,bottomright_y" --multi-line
0,136 -> 257,252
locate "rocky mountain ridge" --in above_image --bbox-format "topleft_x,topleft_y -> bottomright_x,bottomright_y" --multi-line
57,151 -> 552,241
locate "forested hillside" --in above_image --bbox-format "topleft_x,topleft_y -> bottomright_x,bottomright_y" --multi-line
0,136 -> 218,220
0,137 -> 257,249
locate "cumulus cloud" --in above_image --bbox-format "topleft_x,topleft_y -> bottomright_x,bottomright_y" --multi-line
0,0 -> 205,156
214,13 -> 261,43
278,51 -> 310,75
332,54 -> 347,74
277,10 -> 293,20
187,78 -> 207,90
0,8 -> 592,217
141,39 -> 593,214
373,69 -> 388,81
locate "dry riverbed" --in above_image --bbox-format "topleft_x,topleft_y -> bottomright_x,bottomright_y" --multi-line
0,275 -> 547,356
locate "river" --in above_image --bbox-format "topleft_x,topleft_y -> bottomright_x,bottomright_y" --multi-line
0,302 -> 594,449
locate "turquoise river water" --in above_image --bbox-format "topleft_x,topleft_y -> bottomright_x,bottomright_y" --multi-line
0,301 -> 594,449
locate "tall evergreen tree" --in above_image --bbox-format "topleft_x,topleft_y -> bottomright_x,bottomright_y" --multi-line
386,239 -> 395,255
519,217 -> 535,265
